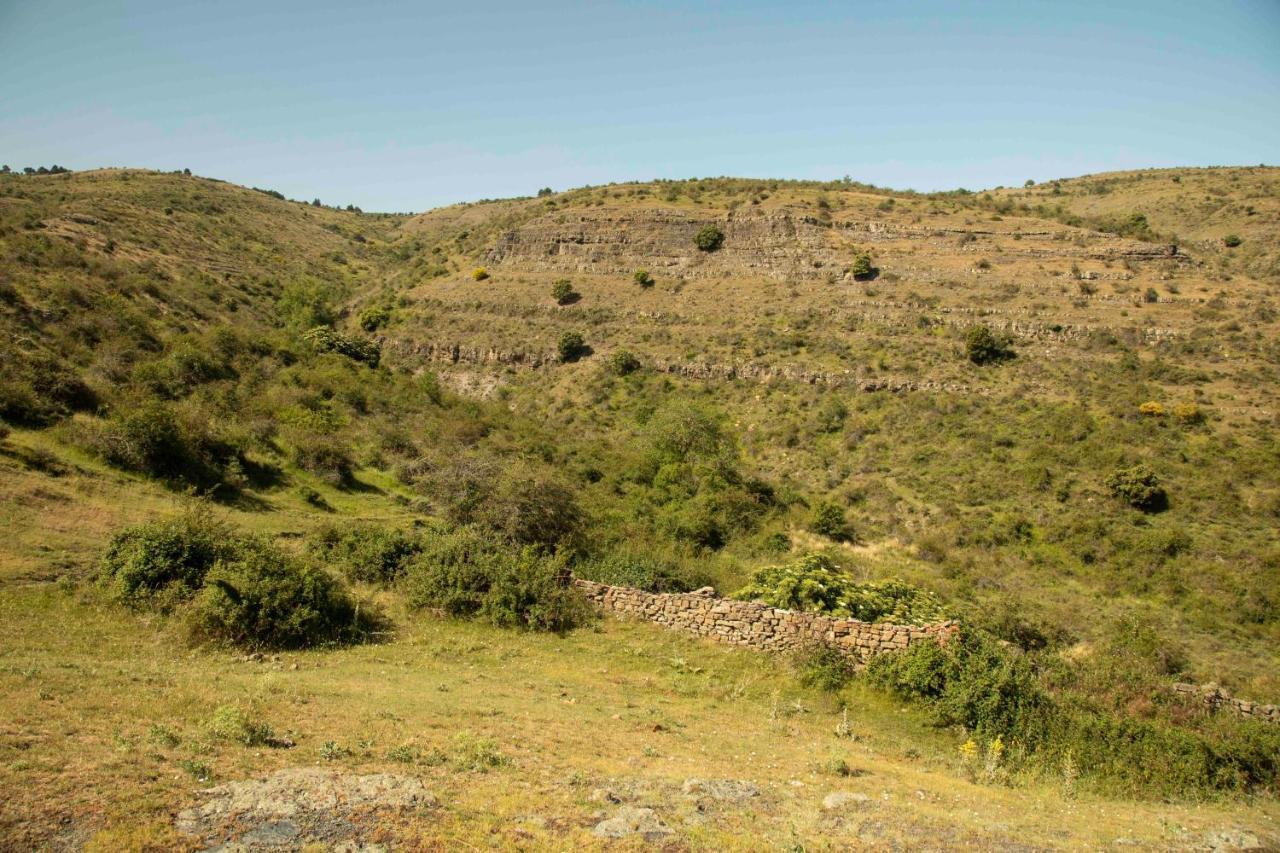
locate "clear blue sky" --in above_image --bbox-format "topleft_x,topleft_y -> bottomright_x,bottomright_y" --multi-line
2,0 -> 1278,211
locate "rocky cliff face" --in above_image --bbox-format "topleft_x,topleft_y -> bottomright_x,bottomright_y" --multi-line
483,205 -> 1185,281
485,207 -> 852,280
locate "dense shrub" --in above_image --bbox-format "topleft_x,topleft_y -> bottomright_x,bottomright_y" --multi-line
809,500 -> 853,542
794,644 -> 856,692
404,526 -> 590,633
608,349 -> 641,376
550,279 -> 578,305
100,507 -> 237,608
87,401 -> 241,488
473,464 -> 583,547
309,523 -> 422,583
866,629 -> 1280,796
1222,234 -> 1242,248
1105,464 -> 1167,511
286,429 -> 356,487
471,267 -> 489,281
573,551 -> 712,593
866,629 -> 1050,743
190,538 -> 375,649
693,224 -> 725,252
0,353 -> 98,425
301,326 -> 381,367
964,325 -> 1015,364
557,331 -> 587,363
358,304 -> 392,332
633,269 -> 654,288
850,253 -> 873,279
417,456 -> 582,548
732,554 -> 947,624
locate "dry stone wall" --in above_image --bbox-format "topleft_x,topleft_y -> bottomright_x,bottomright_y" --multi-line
573,579 -> 957,663
1172,683 -> 1279,725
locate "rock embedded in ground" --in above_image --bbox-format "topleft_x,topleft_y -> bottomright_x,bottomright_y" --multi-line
592,806 -> 674,841
822,791 -> 872,811
175,768 -> 434,849
681,778 -> 761,802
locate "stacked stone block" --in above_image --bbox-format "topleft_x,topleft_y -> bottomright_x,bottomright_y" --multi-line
1172,683 -> 1279,725
573,579 -> 957,664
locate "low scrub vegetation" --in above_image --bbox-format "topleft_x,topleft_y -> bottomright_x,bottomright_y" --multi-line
101,507 -> 377,649
732,554 -> 948,625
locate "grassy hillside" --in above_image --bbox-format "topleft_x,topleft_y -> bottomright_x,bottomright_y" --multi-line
1,167 -> 1277,848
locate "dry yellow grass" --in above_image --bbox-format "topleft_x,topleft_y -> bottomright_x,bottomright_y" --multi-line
2,584 -> 1276,850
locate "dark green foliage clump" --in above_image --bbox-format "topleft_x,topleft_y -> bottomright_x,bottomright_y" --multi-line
635,403 -> 774,549
301,325 -> 381,367
850,253 -> 873,279
358,304 -> 392,332
809,501 -> 853,542
557,331 -> 587,363
102,510 -> 376,649
733,554 -> 947,624
794,644 -> 856,692
866,629 -> 1280,797
1105,464 -> 1167,512
693,224 -> 724,252
101,507 -> 237,608
415,457 -> 583,548
550,279 -> 578,305
633,269 -> 654,288
867,629 -> 1047,742
964,325 -> 1015,364
191,538 -> 376,649
86,401 -> 244,490
309,523 -> 422,583
573,551 -> 712,593
608,349 -> 641,376
1222,234 -> 1242,248
0,352 -> 98,426
404,526 -> 591,633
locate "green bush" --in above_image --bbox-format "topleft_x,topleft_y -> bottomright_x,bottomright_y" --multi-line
809,501 -> 853,542
301,326 -> 381,367
87,402 -> 240,488
1105,464 -> 1167,512
866,628 -> 1049,744
551,279 -> 578,305
794,644 -> 855,692
189,537 -> 375,649
557,331 -> 587,363
866,629 -> 1280,796
693,224 -> 725,252
608,349 -> 641,376
573,551 -> 712,593
287,429 -> 356,487
473,464 -> 583,547
100,506 -> 237,608
964,325 -> 1015,364
633,269 -> 654,288
851,253 -> 873,279
358,304 -> 392,332
732,554 -> 947,624
1222,234 -> 1242,248
404,526 -> 591,633
309,523 -> 422,583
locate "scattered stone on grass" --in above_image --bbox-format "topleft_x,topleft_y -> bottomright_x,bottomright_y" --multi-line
592,806 -> 674,842
175,768 -> 434,850
681,778 -> 761,802
822,791 -> 872,811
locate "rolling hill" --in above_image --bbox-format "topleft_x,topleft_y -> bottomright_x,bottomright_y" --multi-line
1,165 -> 1277,849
